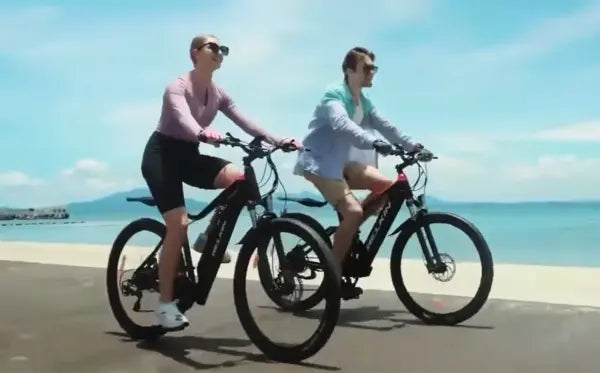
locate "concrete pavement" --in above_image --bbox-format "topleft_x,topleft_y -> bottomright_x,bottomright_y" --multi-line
1,260 -> 599,372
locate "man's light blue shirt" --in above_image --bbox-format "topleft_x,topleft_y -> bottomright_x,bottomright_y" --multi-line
294,81 -> 416,180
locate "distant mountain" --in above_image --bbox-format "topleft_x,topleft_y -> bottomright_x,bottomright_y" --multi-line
274,190 -> 450,206
59,187 -> 600,218
66,187 -> 206,216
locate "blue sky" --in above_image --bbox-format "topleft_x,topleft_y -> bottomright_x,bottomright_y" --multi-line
1,0 -> 599,206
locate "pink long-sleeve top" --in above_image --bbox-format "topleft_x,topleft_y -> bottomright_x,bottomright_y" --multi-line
156,73 -> 282,145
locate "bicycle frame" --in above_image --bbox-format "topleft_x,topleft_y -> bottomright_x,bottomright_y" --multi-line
131,136 -> 293,307
351,167 -> 444,275
282,152 -> 444,276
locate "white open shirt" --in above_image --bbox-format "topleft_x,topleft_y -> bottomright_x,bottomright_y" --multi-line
347,99 -> 378,168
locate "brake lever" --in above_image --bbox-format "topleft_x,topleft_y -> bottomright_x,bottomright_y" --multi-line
225,132 -> 241,143
249,135 -> 265,148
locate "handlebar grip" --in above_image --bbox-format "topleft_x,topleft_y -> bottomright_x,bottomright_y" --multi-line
373,140 -> 393,154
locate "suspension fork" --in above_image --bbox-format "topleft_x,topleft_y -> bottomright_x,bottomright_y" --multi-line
405,199 -> 444,272
248,204 -> 287,268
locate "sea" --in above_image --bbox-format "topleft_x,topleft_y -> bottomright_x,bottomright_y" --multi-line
1,200 -> 599,268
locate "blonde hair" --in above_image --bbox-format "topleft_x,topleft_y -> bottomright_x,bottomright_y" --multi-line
189,33 -> 218,64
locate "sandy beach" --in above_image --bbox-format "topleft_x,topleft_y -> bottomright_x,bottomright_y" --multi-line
1,240 -> 599,308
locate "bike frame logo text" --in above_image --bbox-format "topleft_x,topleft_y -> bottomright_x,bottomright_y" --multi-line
365,200 -> 392,251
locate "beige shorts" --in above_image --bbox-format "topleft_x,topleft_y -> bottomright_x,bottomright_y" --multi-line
303,162 -> 367,207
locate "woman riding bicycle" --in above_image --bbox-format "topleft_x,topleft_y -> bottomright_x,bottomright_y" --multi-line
141,33 -> 299,330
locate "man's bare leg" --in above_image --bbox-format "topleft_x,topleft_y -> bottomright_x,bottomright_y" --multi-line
343,162 -> 394,222
331,193 -> 364,267
331,193 -> 365,299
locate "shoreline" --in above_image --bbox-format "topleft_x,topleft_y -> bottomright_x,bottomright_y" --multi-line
1,236 -> 599,269
1,240 -> 600,309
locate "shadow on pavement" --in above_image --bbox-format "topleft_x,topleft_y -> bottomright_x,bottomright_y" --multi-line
259,305 -> 494,331
105,331 -> 341,371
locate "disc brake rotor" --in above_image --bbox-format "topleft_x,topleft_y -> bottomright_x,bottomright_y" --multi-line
430,253 -> 456,282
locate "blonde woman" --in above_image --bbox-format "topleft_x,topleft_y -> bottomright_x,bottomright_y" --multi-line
141,34 -> 299,330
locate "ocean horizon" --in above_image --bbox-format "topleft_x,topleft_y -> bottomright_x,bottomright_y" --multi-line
1,191 -> 599,268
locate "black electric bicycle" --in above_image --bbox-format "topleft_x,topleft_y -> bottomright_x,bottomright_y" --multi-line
259,144 -> 494,326
105,133 -> 341,363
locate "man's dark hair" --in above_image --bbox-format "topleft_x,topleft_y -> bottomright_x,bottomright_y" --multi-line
342,47 -> 375,81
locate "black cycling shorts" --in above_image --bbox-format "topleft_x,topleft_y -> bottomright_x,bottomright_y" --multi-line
141,131 -> 231,214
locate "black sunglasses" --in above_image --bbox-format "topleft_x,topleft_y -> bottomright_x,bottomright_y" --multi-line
198,42 -> 229,56
363,63 -> 378,73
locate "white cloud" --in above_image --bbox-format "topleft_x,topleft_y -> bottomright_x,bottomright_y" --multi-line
505,154 -> 600,181
0,159 -> 140,207
370,150 -> 600,202
496,155 -> 600,201
59,159 -> 134,197
61,159 -> 108,177
0,171 -> 44,187
534,121 -> 600,142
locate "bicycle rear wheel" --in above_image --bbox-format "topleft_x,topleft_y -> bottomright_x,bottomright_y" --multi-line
106,218 -> 194,340
233,217 -> 341,363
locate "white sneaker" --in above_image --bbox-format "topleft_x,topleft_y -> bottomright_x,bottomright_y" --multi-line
155,301 -> 189,330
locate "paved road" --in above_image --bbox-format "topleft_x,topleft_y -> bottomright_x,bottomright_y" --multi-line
1,260 -> 599,372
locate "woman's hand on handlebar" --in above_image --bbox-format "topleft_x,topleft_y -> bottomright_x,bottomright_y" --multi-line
198,128 -> 224,144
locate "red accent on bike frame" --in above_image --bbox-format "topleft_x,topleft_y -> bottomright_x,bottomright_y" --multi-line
396,172 -> 407,182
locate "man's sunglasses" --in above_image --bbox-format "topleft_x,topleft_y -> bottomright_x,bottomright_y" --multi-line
363,64 -> 378,73
198,42 -> 229,56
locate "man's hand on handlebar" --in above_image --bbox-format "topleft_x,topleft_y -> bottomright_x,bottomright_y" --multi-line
416,148 -> 434,162
373,139 -> 393,155
410,143 -> 434,162
373,139 -> 437,162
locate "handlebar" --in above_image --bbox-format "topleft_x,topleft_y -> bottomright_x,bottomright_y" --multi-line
198,132 -> 304,206
199,132 -> 302,158
374,142 -> 438,171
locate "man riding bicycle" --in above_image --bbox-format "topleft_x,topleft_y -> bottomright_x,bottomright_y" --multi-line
293,46 -> 431,299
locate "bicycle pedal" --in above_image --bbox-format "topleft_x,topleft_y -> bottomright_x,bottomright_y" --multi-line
341,286 -> 363,301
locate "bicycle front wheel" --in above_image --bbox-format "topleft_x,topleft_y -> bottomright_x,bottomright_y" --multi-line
390,212 -> 494,325
233,217 -> 341,363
